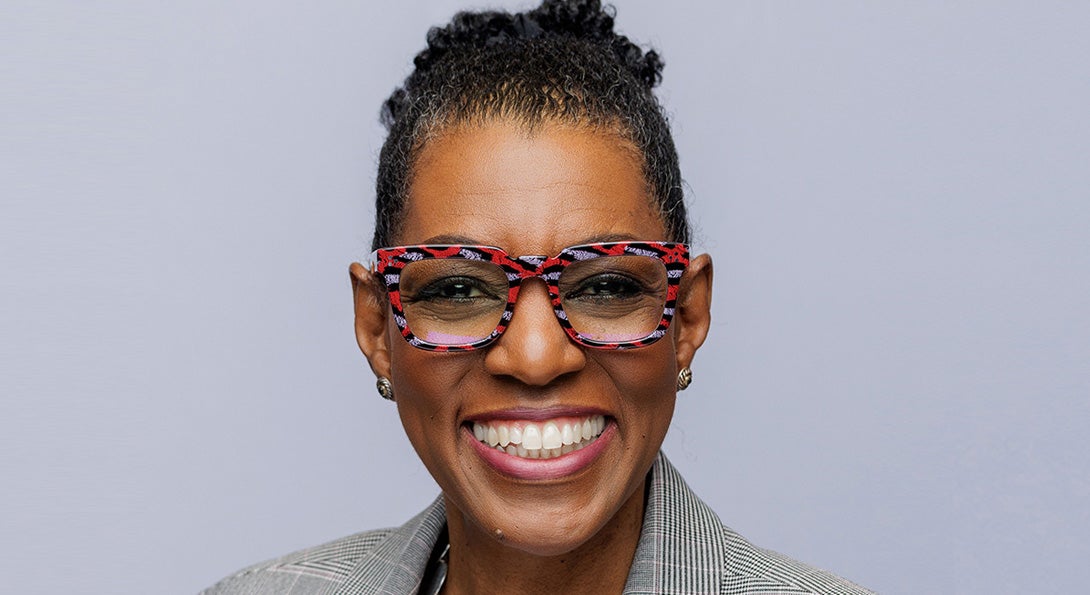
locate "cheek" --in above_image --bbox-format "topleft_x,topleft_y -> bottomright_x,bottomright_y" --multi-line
605,343 -> 677,392
596,346 -> 678,430
388,344 -> 476,467
385,320 -> 467,411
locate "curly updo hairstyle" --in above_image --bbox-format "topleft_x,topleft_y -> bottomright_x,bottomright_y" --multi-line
373,0 -> 687,250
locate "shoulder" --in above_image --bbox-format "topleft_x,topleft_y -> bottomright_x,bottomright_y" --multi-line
200,527 -> 396,595
201,496 -> 448,595
719,525 -> 875,595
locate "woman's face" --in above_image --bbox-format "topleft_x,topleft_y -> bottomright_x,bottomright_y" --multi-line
352,120 -> 712,557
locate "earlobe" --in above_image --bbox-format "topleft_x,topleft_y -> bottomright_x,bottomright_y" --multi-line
349,262 -> 393,380
673,253 -> 713,370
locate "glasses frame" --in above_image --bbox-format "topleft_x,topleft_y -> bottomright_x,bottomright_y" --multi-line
369,241 -> 690,351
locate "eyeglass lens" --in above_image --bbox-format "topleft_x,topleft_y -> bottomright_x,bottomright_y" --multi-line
396,255 -> 670,346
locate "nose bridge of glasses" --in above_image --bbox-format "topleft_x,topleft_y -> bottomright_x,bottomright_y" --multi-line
503,256 -> 567,342
508,254 -> 558,285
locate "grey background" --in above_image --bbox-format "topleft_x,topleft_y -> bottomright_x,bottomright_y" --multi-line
3,1 -> 1088,593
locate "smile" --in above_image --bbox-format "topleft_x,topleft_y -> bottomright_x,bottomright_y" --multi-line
471,415 -> 606,460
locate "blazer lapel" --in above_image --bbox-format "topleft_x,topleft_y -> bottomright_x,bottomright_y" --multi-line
624,453 -> 726,594
334,496 -> 447,595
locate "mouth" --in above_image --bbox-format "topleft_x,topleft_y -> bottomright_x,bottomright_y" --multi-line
463,411 -> 615,480
470,415 -> 607,460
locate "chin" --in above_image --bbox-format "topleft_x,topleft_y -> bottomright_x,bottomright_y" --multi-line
449,473 -> 646,560
478,510 -> 611,557
505,535 -> 592,558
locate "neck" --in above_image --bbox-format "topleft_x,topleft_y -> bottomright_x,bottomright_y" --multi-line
440,480 -> 646,595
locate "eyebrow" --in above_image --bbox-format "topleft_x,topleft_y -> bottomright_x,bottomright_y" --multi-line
416,233 -> 647,251
418,234 -> 481,245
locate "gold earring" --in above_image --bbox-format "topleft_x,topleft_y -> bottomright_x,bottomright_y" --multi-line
376,377 -> 395,401
676,367 -> 693,391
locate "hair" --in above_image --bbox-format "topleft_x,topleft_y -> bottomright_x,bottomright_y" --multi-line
373,0 -> 688,250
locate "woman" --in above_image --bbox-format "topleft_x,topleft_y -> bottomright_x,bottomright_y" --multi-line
205,1 -> 872,593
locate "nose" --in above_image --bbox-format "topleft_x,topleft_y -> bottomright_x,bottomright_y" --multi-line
483,279 -> 586,385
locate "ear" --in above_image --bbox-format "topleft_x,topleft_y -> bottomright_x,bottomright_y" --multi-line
673,253 -> 713,370
349,262 -> 393,380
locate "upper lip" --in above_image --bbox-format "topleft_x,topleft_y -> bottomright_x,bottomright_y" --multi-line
464,406 -> 610,423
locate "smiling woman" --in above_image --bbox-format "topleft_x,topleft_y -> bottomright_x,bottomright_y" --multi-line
202,1 -> 871,593
361,122 -> 689,573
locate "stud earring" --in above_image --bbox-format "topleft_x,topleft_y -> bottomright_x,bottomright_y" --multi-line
676,367 -> 693,391
376,377 -> 395,401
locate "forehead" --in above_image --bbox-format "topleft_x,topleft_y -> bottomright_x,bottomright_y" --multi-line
399,120 -> 665,255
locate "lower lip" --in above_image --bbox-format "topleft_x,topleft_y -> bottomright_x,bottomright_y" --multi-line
464,421 -> 615,481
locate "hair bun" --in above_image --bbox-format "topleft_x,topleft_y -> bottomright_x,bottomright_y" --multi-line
375,0 -> 687,251
414,0 -> 663,90
528,0 -> 615,42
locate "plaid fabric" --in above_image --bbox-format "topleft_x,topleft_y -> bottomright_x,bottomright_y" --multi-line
202,453 -> 874,594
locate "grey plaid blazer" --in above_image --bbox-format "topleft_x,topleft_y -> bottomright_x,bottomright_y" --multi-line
203,453 -> 874,594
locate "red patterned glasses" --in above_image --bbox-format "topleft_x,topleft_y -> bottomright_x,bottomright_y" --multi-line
369,241 -> 689,351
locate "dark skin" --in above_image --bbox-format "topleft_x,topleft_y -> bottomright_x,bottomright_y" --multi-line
350,119 -> 713,594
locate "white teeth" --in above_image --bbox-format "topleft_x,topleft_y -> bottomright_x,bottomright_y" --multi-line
560,423 -> 574,446
542,422 -> 562,450
522,424 -> 543,450
471,415 -> 606,460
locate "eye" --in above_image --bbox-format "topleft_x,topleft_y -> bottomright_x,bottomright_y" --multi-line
565,274 -> 645,300
410,276 -> 500,302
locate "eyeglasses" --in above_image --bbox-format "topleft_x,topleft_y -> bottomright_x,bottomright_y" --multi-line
369,241 -> 689,351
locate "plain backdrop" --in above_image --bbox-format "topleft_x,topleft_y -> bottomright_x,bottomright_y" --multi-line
3,1 -> 1089,593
